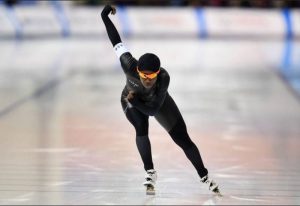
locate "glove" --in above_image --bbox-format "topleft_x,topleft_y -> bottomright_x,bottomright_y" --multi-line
101,5 -> 116,17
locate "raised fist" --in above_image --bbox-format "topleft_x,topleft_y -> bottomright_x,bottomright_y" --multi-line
101,5 -> 116,17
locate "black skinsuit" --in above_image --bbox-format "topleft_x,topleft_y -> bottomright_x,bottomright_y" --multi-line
120,52 -> 175,131
102,6 -> 208,178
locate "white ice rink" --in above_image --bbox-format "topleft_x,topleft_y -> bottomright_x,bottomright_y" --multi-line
0,38 -> 300,204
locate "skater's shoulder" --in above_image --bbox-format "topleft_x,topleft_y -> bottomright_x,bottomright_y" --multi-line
157,68 -> 170,90
159,67 -> 169,77
120,52 -> 137,63
120,52 -> 138,72
158,68 -> 170,81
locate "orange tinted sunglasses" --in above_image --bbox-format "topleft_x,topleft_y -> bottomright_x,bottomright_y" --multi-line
137,67 -> 160,79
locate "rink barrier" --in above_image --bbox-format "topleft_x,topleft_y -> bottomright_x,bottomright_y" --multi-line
0,5 -> 299,39
282,8 -> 293,38
51,1 -> 70,37
117,5 -> 132,38
195,8 -> 207,38
0,5 -> 22,38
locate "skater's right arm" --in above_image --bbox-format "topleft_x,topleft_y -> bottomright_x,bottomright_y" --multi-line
101,5 -> 137,72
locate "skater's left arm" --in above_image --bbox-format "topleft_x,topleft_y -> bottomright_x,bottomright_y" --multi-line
101,5 -> 121,47
128,72 -> 170,116
101,5 -> 136,73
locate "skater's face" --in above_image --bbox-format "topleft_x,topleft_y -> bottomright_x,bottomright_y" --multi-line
137,68 -> 159,89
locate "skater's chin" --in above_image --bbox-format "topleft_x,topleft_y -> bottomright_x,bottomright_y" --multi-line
143,84 -> 154,89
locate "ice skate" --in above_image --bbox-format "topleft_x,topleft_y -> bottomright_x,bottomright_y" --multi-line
143,169 -> 157,195
201,175 -> 222,196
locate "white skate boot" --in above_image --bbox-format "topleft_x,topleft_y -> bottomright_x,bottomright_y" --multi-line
143,169 -> 157,195
201,175 -> 222,196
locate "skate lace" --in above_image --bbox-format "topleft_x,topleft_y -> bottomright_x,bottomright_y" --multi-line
145,170 -> 156,182
201,175 -> 217,190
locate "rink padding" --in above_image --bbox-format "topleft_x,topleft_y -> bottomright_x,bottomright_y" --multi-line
0,3 -> 299,39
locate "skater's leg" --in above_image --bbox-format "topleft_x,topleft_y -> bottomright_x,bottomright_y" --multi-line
169,120 -> 221,195
121,100 -> 154,171
154,95 -> 220,194
136,135 -> 153,171
168,117 -> 208,178
154,95 -> 208,178
122,100 -> 157,195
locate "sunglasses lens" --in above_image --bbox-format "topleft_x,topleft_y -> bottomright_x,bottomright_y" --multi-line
141,73 -> 156,79
140,73 -> 148,79
148,74 -> 156,79
137,68 -> 160,79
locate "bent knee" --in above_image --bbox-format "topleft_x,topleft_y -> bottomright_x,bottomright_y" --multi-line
134,125 -> 148,136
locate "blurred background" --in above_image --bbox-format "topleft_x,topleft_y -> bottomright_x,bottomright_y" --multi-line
3,0 -> 300,7
0,0 -> 299,92
0,0 -> 300,205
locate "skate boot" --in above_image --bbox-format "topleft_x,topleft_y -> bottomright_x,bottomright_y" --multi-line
201,175 -> 222,196
143,169 -> 157,195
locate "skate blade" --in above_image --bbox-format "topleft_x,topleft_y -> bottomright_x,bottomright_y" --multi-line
146,185 -> 155,195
